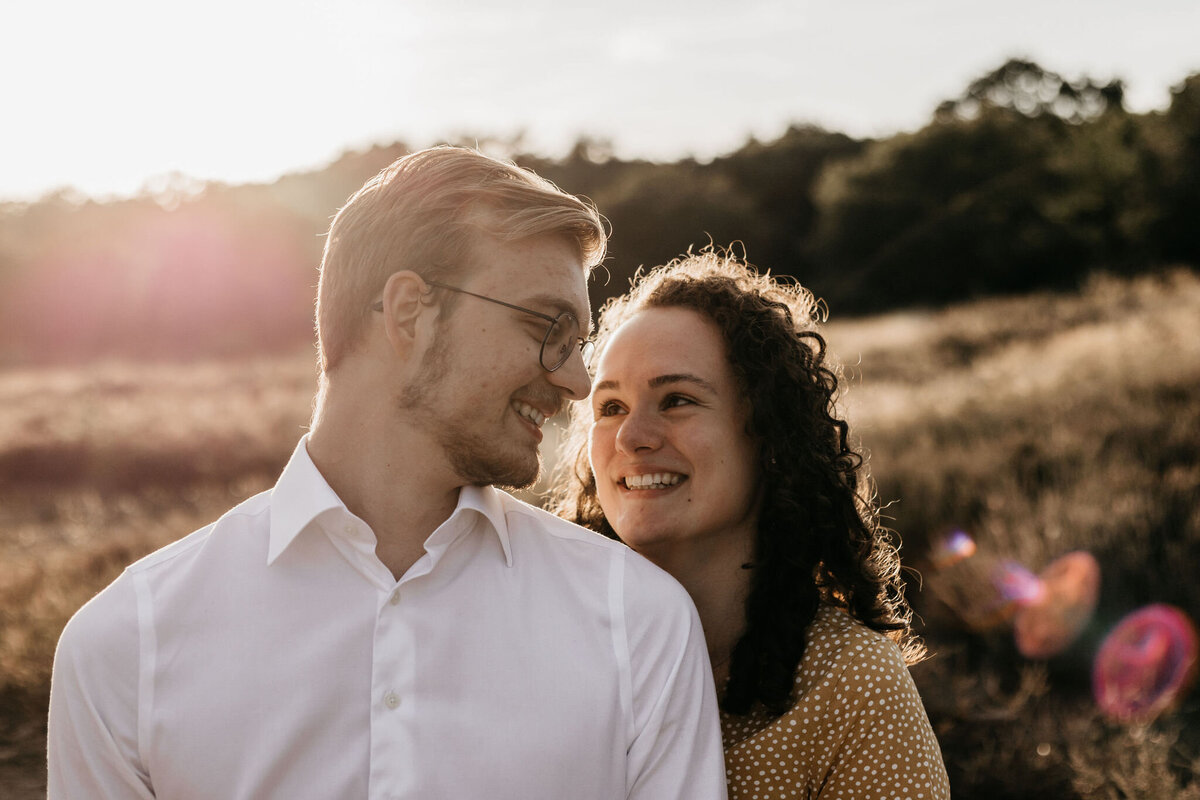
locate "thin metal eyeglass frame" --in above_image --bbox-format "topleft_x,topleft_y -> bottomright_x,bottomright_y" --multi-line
371,280 -> 594,372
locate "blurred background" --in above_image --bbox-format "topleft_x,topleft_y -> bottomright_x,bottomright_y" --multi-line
2,1 -> 1199,797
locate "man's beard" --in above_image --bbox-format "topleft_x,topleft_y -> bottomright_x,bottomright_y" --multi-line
400,335 -> 542,489
443,429 -> 542,490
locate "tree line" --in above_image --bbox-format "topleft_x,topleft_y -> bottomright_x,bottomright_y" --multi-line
1,59 -> 1197,363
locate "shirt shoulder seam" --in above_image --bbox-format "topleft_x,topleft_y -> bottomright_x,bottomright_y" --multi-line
502,502 -> 623,550
125,501 -> 271,575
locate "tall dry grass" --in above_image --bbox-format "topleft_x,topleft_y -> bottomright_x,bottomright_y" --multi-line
0,354 -> 316,790
2,269 -> 1198,797
825,268 -> 1200,798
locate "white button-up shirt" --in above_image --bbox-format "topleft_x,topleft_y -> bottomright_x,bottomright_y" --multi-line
49,438 -> 727,799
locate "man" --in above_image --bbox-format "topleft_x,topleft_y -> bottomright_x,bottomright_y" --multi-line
48,146 -> 727,799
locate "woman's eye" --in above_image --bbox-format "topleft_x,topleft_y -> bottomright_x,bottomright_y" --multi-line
595,400 -> 625,417
663,394 -> 694,409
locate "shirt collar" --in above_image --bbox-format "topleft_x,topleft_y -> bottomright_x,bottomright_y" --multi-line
267,437 -> 346,565
455,484 -> 513,567
267,437 -> 514,568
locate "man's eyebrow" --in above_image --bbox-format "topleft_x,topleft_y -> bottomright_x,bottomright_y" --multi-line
518,292 -> 587,321
593,374 -> 716,394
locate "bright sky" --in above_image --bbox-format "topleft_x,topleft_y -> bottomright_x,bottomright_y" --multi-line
3,0 -> 1197,202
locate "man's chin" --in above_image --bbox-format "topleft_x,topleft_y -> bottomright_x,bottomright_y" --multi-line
490,458 -> 542,491
454,450 -> 541,490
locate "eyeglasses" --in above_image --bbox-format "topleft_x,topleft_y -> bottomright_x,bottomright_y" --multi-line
372,280 -> 594,372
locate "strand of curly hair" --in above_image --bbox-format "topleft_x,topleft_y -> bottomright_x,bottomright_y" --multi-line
550,246 -> 924,717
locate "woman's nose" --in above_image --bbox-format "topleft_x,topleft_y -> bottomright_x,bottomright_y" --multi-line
614,407 -> 662,454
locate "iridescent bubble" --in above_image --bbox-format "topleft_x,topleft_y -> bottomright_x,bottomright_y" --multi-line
932,529 -> 977,569
1013,551 -> 1101,659
1093,604 -> 1199,723
993,560 -> 1045,606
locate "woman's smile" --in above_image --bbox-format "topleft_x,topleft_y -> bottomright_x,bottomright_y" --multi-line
588,306 -> 760,556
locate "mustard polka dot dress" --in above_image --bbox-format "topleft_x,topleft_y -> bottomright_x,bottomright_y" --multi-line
720,604 -> 950,799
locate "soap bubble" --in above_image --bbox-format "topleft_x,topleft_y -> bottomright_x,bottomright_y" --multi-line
1013,551 -> 1101,659
1093,604 -> 1199,723
932,529 -> 977,569
993,560 -> 1045,606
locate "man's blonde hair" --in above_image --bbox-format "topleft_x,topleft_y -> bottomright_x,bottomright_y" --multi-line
315,145 -> 607,373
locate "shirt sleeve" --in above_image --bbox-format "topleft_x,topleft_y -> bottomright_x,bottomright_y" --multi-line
820,638 -> 950,800
47,572 -> 156,799
620,551 -> 729,800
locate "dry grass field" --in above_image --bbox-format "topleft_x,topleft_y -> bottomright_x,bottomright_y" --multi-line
824,269 -> 1200,798
2,268 -> 1198,797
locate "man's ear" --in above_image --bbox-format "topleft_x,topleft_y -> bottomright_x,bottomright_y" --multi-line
379,270 -> 436,357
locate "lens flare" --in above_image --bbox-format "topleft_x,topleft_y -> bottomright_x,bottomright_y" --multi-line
1013,551 -> 1101,658
993,560 -> 1045,606
932,529 -> 977,569
1093,604 -> 1199,723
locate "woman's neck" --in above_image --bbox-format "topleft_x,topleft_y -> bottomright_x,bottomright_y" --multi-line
638,533 -> 754,681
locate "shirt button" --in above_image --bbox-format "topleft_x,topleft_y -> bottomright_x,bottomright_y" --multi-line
343,524 -> 355,535
389,590 -> 401,606
384,691 -> 400,710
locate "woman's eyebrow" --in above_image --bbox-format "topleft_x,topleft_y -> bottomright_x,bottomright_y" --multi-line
649,373 -> 717,393
593,373 -> 717,395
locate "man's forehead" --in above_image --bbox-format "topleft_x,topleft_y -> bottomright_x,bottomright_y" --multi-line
512,259 -> 590,313
462,231 -> 590,312
514,287 -> 592,328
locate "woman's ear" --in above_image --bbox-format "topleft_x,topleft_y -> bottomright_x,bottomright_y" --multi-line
379,270 -> 437,357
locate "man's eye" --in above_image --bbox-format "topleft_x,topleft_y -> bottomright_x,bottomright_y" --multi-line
523,319 -> 551,340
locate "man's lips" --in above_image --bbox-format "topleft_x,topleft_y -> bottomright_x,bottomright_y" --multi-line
512,399 -> 558,443
512,400 -> 549,428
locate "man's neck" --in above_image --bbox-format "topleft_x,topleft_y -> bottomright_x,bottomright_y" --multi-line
306,393 -> 464,581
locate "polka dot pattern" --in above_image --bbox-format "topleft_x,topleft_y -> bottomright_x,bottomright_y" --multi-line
720,605 -> 950,799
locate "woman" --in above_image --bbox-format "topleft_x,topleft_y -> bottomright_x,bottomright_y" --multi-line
551,248 -> 949,799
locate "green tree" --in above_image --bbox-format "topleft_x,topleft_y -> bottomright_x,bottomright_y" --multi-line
1152,73 -> 1200,263
710,126 -> 864,277
936,58 -> 1125,124
808,60 -> 1153,312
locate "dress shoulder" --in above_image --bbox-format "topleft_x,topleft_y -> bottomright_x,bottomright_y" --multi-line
720,605 -> 950,799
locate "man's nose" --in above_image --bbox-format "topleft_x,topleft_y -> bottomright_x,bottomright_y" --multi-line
549,346 -> 592,401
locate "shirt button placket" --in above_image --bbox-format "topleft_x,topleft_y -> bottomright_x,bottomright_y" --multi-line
370,578 -> 414,797
382,594 -> 401,711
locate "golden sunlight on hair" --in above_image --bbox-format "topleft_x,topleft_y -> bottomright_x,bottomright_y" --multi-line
314,146 -> 606,375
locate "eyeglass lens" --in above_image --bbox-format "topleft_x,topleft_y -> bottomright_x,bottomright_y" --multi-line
543,312 -> 587,371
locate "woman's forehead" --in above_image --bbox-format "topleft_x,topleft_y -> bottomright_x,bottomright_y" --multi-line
597,307 -> 731,385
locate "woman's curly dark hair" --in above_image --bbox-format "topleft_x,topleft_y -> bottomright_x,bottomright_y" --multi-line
550,246 -> 924,716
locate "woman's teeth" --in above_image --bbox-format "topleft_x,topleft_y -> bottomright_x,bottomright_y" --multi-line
513,401 -> 547,427
623,473 -> 684,490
